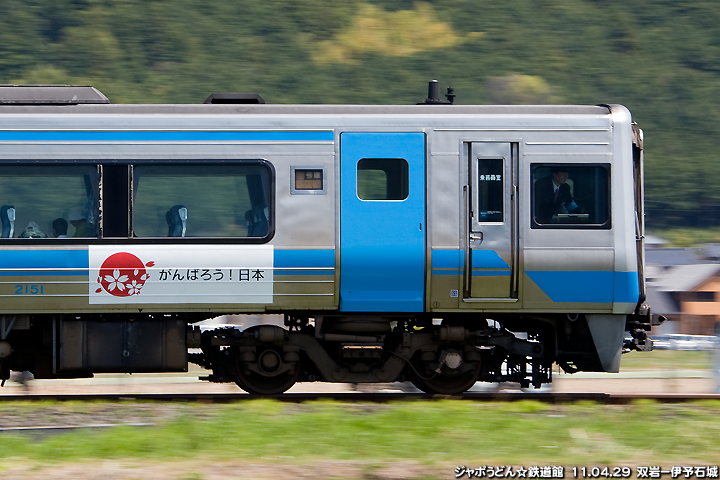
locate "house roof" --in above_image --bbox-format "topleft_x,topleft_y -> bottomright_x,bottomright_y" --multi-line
653,263 -> 720,292
703,243 -> 720,261
645,248 -> 704,267
645,284 -> 681,315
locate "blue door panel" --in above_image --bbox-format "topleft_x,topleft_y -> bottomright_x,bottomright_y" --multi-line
340,132 -> 426,312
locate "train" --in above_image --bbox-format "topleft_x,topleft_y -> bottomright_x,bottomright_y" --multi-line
0,82 -> 660,394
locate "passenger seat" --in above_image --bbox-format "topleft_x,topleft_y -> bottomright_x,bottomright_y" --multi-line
166,205 -> 187,237
1,205 -> 15,238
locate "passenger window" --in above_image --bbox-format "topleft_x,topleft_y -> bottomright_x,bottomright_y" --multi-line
0,165 -> 99,239
531,164 -> 610,229
357,158 -> 408,200
133,163 -> 273,238
477,159 -> 503,222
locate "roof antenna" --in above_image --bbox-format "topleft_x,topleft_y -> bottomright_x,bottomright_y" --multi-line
445,86 -> 455,104
418,80 -> 455,105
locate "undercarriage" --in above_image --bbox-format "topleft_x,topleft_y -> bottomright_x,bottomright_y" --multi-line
191,315 -> 561,395
0,312 -> 652,395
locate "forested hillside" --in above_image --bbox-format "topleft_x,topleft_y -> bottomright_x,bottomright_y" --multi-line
2,0 -> 719,227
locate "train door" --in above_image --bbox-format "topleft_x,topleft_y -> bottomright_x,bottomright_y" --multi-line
339,132 -> 426,312
465,142 -> 517,299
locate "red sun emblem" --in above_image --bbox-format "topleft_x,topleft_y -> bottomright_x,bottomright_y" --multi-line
95,252 -> 154,297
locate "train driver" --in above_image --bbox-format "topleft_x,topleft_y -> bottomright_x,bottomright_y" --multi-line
534,167 -> 579,224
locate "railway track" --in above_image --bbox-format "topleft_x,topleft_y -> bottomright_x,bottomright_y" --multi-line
1,392 -> 719,403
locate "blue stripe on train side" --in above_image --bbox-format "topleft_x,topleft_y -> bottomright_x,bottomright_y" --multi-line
431,250 -> 462,275
526,271 -> 639,303
0,250 -> 89,276
432,250 -> 462,269
433,249 -> 509,269
0,131 -> 335,142
431,249 -> 512,275
613,271 -> 641,304
274,249 -> 335,276
471,250 -> 510,269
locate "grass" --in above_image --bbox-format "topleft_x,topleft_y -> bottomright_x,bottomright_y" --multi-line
1,399 -> 720,467
647,227 -> 720,247
620,350 -> 714,371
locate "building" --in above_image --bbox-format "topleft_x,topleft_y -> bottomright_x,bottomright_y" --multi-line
645,244 -> 720,335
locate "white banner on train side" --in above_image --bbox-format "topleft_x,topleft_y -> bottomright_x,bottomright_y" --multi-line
88,245 -> 273,304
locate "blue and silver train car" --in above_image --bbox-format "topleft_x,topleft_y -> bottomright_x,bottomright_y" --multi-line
0,84 -> 657,394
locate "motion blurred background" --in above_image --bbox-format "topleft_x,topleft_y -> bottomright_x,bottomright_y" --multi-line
3,0 -> 719,233
3,0 -> 720,392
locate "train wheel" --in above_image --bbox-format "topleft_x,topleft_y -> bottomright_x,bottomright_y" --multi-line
411,370 -> 479,395
410,352 -> 481,395
233,347 -> 301,395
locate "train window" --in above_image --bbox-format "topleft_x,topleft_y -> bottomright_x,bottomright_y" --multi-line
132,163 -> 272,238
0,165 -> 98,239
531,164 -> 610,229
357,158 -> 408,201
477,159 -> 504,222
291,167 -> 326,195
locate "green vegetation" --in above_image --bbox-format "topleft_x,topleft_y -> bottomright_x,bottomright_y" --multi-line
1,400 -> 720,466
620,350 -> 713,371
649,227 -> 720,248
2,1 -> 720,227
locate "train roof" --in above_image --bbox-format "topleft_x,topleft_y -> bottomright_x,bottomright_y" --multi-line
0,102 -> 611,116
0,85 -> 612,116
0,85 -> 109,105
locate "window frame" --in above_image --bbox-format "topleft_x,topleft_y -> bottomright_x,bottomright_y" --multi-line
290,165 -> 327,195
356,158 -> 410,201
0,161 -> 101,244
0,159 -> 276,244
474,157 -> 505,224
530,162 -> 611,230
128,159 -> 276,244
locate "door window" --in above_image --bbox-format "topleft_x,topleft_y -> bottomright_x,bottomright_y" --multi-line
356,158 -> 409,200
476,159 -> 504,222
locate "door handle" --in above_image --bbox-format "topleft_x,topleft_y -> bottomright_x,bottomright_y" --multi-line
470,233 -> 483,243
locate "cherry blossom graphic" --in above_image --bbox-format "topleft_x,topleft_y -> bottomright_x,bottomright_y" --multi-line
105,269 -> 129,293
95,252 -> 153,297
126,279 -> 143,295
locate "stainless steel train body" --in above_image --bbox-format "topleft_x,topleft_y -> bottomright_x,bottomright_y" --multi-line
0,87 -> 653,394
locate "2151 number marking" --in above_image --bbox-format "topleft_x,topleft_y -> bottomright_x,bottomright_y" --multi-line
15,284 -> 44,295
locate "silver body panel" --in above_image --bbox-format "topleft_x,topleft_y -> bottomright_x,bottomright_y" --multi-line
0,103 -> 640,317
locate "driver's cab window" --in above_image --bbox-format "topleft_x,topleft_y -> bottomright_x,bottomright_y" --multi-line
531,164 -> 610,229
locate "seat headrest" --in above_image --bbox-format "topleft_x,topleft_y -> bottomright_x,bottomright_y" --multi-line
166,205 -> 187,237
1,205 -> 15,238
